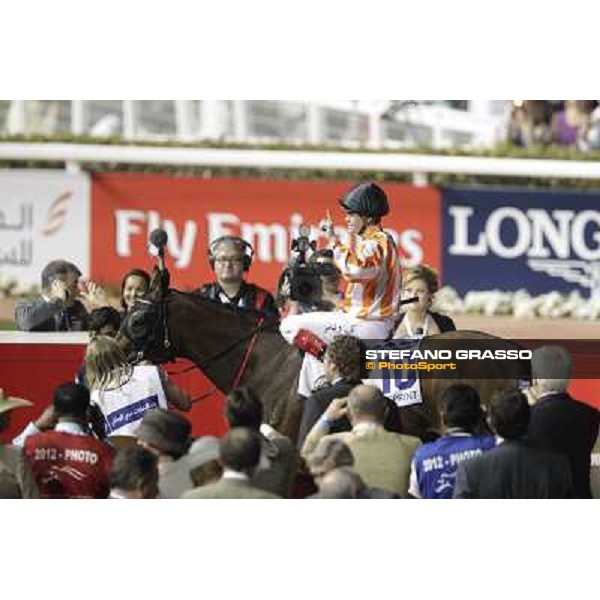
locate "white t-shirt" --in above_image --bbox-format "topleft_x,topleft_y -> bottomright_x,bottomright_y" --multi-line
91,365 -> 168,437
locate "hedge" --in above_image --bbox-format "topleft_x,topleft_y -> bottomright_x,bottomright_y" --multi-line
1,134 -> 600,189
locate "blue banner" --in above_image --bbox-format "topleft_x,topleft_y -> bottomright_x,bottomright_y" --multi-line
442,186 -> 600,295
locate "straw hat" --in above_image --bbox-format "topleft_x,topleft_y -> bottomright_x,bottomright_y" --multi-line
0,388 -> 33,415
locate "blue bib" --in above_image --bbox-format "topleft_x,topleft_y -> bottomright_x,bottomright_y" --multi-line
413,435 -> 496,499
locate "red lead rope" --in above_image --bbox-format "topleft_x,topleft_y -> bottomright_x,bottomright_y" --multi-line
231,316 -> 264,390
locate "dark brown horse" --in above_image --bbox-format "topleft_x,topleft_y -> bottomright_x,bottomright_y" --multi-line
395,332 -> 530,438
119,272 -> 528,441
120,286 -> 305,437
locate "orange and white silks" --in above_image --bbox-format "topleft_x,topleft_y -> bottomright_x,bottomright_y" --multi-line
332,225 -> 401,319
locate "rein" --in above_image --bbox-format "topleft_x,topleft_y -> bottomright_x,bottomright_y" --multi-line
194,314 -> 277,389
231,316 -> 264,389
164,320 -> 267,377
135,293 -> 279,390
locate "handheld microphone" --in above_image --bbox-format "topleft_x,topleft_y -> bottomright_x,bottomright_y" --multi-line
149,228 -> 169,276
415,328 -> 424,336
149,228 -> 169,256
399,296 -> 419,306
298,224 -> 311,238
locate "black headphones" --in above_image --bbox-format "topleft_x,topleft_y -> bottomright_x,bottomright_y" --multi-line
208,236 -> 255,272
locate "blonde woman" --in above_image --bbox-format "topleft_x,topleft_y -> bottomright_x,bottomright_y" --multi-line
85,336 -> 191,439
393,266 -> 456,340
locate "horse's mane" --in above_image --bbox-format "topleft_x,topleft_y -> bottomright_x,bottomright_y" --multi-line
167,288 -> 280,329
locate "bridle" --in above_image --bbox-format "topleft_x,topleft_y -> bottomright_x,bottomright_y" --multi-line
124,293 -> 280,389
124,298 -> 175,366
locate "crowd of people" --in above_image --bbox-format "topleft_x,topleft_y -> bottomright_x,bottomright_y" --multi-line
1,349 -> 598,499
1,182 -> 598,499
507,100 -> 600,151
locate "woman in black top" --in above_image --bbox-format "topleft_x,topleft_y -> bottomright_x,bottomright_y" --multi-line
393,265 -> 456,339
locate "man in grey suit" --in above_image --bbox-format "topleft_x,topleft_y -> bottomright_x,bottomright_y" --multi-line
301,384 -> 421,497
15,259 -> 108,332
182,428 -> 280,499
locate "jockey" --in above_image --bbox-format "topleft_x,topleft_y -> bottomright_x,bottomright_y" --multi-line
280,182 -> 401,392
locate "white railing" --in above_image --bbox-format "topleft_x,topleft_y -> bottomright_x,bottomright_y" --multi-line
1,142 -> 600,183
0,331 -> 89,344
1,100 -> 508,149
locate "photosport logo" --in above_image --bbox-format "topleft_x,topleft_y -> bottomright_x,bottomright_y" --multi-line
361,338 -> 600,408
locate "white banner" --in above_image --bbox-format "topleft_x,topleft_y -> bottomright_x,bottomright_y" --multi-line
0,170 -> 90,290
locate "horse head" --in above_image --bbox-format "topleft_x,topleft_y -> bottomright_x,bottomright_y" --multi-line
117,265 -> 175,364
118,297 -> 175,365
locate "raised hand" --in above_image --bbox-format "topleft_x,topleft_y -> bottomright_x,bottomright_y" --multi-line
80,280 -> 109,310
319,209 -> 336,242
34,405 -> 58,431
325,396 -> 348,421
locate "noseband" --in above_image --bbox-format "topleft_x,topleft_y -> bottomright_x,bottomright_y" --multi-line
125,294 -> 279,389
124,298 -> 174,365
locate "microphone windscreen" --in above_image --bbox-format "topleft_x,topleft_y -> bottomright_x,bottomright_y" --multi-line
415,328 -> 424,336
298,224 -> 311,237
149,228 -> 168,248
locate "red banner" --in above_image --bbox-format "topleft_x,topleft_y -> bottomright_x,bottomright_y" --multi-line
0,341 -> 228,442
91,174 -> 441,291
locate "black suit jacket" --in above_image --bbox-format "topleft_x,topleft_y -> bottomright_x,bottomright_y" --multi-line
252,432 -> 300,499
297,378 -> 402,449
194,281 -> 279,318
527,392 -> 600,498
453,439 -> 573,499
297,379 -> 356,448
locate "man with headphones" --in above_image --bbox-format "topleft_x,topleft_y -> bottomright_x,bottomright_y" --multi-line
195,236 -> 278,317
280,182 -> 401,395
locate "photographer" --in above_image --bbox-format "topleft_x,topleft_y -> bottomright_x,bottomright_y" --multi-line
15,383 -> 114,499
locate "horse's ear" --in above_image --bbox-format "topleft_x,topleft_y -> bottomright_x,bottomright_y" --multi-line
148,266 -> 170,300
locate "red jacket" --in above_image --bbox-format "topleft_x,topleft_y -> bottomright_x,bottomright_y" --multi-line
24,431 -> 114,499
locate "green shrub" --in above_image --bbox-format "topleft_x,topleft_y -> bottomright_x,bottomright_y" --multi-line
1,135 -> 600,189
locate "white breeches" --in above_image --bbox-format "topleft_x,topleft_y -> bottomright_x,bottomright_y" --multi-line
280,312 -> 395,397
280,311 -> 394,345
